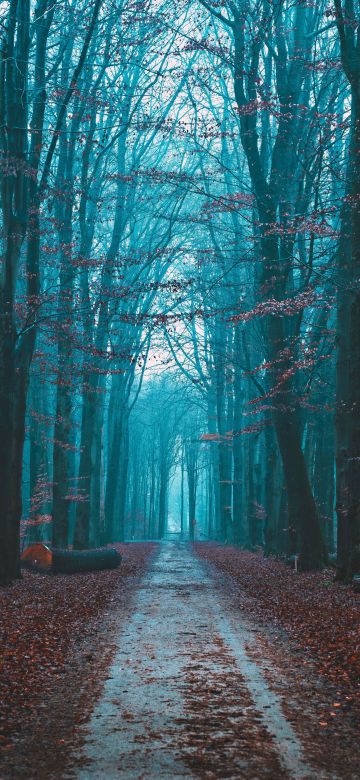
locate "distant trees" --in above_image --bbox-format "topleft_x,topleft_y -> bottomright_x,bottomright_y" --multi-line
125,378 -> 188,539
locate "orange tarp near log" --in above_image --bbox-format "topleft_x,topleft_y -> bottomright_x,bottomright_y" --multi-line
21,544 -> 53,571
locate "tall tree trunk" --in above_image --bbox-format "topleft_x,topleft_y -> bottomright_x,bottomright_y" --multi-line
91,388 -> 106,546
228,3 -> 325,568
186,454 -> 197,542
335,100 -> 360,578
334,5 -> 360,578
263,421 -> 278,555
118,412 -> 130,541
215,325 -> 233,541
232,329 -> 244,544
158,462 -> 168,540
0,0 -> 30,584
52,126 -> 76,549
313,415 -> 335,552
74,124 -> 130,547
207,395 -> 221,538
180,445 -> 185,538
104,375 -> 128,542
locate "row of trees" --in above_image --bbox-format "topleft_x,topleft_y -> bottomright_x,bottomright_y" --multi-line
0,0 -> 193,583
1,0 -> 359,584
179,0 -> 358,576
127,0 -> 359,576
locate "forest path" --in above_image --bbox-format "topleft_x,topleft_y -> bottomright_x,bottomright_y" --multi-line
73,543 -> 324,780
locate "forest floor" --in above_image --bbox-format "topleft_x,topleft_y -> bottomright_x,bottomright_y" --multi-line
0,543 -> 156,780
193,543 -> 360,780
1,541 -> 359,780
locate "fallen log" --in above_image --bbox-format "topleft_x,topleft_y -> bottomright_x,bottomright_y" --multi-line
52,547 -> 121,574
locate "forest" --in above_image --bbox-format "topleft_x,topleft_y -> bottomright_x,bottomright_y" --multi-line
1,1 -> 360,778
1,0 -> 359,584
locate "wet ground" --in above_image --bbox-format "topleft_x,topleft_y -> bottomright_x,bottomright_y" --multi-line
73,542 -> 334,780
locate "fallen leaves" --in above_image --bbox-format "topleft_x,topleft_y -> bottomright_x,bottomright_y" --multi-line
194,543 -> 360,779
178,632 -> 286,780
194,543 -> 360,700
0,543 -> 155,779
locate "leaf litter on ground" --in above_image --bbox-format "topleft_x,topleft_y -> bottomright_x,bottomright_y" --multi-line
0,543 -> 155,780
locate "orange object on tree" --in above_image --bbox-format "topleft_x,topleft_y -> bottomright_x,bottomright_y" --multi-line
21,543 -> 53,571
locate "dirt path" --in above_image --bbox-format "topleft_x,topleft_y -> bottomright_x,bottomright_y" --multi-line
72,543 -> 335,780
